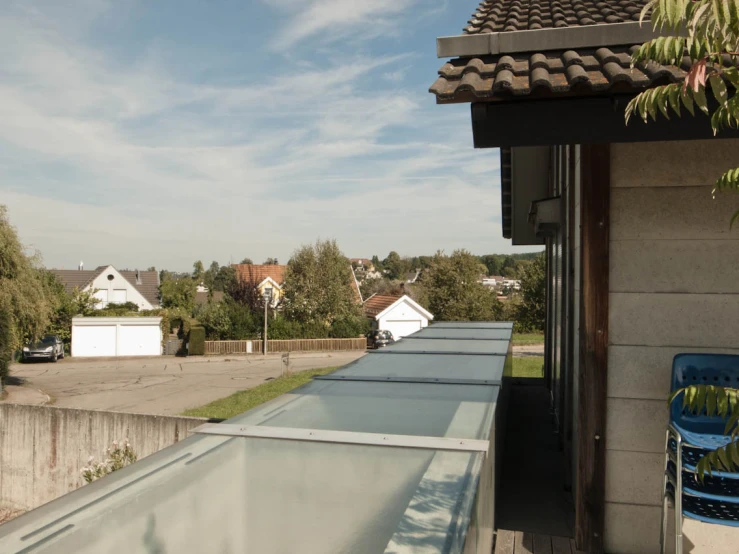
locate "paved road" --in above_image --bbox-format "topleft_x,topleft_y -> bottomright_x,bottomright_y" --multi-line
8,352 -> 365,416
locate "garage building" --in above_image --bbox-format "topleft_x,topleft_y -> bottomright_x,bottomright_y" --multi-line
71,317 -> 162,357
363,294 -> 433,339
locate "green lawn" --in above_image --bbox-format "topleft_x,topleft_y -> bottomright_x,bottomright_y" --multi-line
512,356 -> 544,378
512,332 -> 545,346
182,366 -> 338,420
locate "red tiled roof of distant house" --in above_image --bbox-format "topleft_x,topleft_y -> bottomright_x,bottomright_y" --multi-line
232,264 -> 287,285
363,294 -> 402,317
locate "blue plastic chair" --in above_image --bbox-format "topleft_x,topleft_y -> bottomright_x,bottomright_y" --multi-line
662,354 -> 739,554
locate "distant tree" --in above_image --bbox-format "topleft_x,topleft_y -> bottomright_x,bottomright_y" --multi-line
263,257 -> 279,265
146,266 -> 156,272
383,251 -> 411,280
418,250 -> 502,321
283,239 -> 362,325
371,255 -> 383,271
514,253 -> 546,332
360,277 -> 403,300
0,206 -> 54,384
213,265 -> 236,292
418,256 -> 433,270
194,301 -> 231,340
239,258 -> 253,265
501,266 -> 518,278
159,275 -> 197,312
203,261 -> 220,292
226,278 -> 264,313
42,274 -> 98,350
192,260 -> 205,282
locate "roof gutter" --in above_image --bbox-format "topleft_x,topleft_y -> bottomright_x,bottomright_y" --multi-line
437,21 -> 668,58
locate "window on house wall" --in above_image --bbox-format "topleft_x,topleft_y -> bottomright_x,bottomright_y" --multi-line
111,289 -> 127,304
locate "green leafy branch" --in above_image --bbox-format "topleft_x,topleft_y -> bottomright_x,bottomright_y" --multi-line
625,0 -> 739,225
669,385 -> 739,476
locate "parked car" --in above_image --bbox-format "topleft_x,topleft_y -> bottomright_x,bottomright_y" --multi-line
22,335 -> 64,362
366,330 -> 395,349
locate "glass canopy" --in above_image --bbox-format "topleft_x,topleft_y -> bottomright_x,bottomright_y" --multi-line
0,322 -> 512,554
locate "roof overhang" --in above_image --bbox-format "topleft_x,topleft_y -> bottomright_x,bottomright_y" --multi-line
437,21 -> 667,58
471,94 -> 739,148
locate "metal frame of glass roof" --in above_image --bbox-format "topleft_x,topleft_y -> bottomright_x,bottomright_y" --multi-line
0,322 -> 514,554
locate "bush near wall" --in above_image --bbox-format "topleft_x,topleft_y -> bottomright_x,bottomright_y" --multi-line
188,326 -> 205,355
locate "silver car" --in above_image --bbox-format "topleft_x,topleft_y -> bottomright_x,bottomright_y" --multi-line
22,335 -> 64,362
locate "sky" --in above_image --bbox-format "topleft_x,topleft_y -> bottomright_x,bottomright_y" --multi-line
1,0 -> 541,271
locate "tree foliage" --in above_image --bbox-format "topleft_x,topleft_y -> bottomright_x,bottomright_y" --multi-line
192,260 -> 205,282
627,0 -> 739,224
159,275 -> 197,312
0,206 -> 54,383
282,239 -> 362,326
669,384 -> 739,476
382,251 -> 411,280
514,253 -> 546,332
418,250 -> 502,321
41,272 -> 98,351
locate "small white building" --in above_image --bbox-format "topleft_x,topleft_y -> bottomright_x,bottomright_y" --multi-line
71,317 -> 162,357
363,294 -> 434,339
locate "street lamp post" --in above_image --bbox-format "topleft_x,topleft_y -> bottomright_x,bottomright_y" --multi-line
263,290 -> 272,355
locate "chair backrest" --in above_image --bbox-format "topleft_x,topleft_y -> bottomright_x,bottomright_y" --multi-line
671,354 -> 739,435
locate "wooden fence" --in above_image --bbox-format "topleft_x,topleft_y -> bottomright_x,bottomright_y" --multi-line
204,338 -> 366,355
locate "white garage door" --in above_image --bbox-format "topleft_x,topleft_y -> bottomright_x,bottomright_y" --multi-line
385,320 -> 422,339
73,325 -> 117,357
118,325 -> 161,356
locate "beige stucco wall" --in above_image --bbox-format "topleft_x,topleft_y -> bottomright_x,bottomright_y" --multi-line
605,139 -> 739,553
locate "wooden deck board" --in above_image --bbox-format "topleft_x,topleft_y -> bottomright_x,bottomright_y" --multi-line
496,529 -> 574,554
533,534 -> 553,554
514,531 -> 534,554
495,530 -> 515,554
551,536 -> 572,554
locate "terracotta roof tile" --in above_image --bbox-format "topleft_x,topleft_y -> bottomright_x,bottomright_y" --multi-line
430,45 -> 687,102
463,0 -> 648,34
232,264 -> 287,285
363,295 -> 402,317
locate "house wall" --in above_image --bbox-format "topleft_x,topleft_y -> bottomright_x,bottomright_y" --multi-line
377,301 -> 430,339
604,139 -> 739,553
88,267 -> 152,310
257,279 -> 283,307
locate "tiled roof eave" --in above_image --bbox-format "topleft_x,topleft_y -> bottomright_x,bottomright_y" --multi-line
430,45 -> 688,104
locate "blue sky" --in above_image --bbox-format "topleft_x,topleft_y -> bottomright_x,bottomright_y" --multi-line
1,0 -> 540,271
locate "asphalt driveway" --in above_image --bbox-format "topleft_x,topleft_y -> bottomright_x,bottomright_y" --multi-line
8,352 -> 365,416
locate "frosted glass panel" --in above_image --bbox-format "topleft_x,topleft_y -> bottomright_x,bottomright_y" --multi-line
383,338 -> 509,355
409,327 -> 512,340
333,352 -> 506,382
20,438 -> 481,554
230,380 -> 498,439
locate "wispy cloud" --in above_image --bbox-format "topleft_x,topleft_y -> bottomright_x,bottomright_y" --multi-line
0,0 -> 533,271
264,0 -> 420,50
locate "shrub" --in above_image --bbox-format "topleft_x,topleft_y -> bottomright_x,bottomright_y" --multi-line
189,326 -> 205,355
80,440 -> 137,483
329,315 -> 370,338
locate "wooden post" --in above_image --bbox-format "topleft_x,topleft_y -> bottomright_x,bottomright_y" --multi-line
575,143 -> 610,553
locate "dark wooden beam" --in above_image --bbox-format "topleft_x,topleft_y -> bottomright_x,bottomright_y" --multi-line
575,143 -> 610,553
470,95 -> 739,148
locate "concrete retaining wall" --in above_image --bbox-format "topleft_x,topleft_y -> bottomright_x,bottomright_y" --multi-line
0,404 -> 207,512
